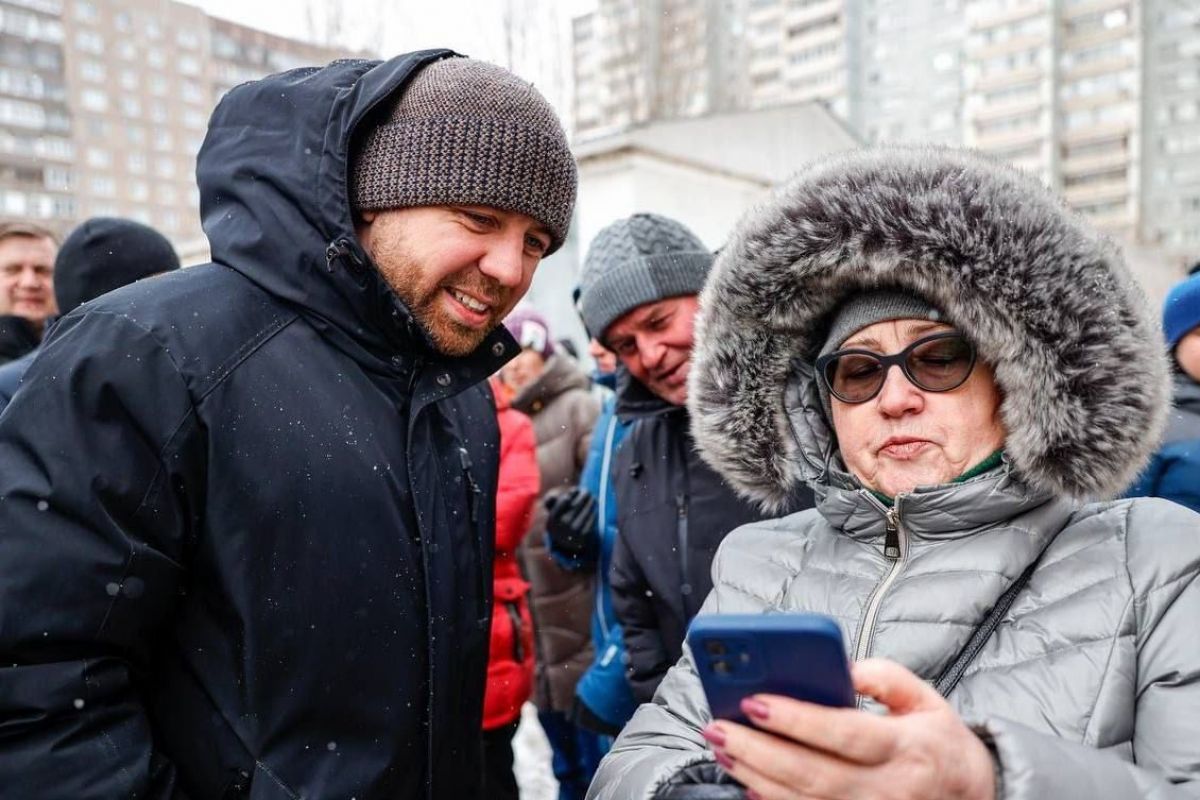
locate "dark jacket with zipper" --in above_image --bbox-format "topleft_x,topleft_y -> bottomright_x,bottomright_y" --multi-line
608,372 -> 813,703
0,51 -> 515,800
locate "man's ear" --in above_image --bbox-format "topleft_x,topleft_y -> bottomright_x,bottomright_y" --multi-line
354,210 -> 377,249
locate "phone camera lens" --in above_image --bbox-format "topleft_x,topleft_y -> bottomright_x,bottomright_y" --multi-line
713,660 -> 731,675
704,641 -> 727,656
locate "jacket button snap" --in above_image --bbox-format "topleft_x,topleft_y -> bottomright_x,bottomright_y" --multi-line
436,373 -> 452,387
390,355 -> 404,367
491,342 -> 506,357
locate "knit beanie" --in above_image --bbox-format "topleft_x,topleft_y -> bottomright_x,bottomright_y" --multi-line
350,57 -> 577,253
816,290 -> 943,420
1163,273 -> 1200,352
55,217 -> 181,314
578,213 -> 713,340
503,306 -> 555,361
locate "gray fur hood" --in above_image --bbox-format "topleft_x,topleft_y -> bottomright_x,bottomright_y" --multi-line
689,146 -> 1170,512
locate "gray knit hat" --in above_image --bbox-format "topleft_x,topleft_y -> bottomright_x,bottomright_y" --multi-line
351,57 -> 577,252
816,290 -> 943,420
578,213 -> 713,339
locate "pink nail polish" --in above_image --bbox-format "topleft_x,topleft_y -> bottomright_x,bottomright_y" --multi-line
714,749 -> 735,771
745,790 -> 763,800
741,697 -> 770,721
701,724 -> 727,748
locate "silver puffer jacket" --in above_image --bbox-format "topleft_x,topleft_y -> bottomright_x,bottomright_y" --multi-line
588,147 -> 1200,799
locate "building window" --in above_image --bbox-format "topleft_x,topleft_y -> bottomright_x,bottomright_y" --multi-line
127,152 -> 146,173
177,28 -> 200,49
120,97 -> 142,118
182,80 -> 205,104
0,97 -> 45,129
154,130 -> 173,151
80,88 -> 107,112
184,109 -> 207,129
147,49 -> 166,69
90,175 -> 116,197
149,75 -> 168,96
119,69 -> 138,90
179,55 -> 201,76
43,166 -> 71,191
86,147 -> 111,168
75,29 -> 103,54
155,156 -> 176,178
126,124 -> 146,146
74,0 -> 98,22
130,181 -> 149,202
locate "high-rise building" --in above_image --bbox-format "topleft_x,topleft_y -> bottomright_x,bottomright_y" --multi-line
572,0 -> 1198,256
0,0 -> 74,223
1142,0 -> 1200,256
0,0 -> 359,251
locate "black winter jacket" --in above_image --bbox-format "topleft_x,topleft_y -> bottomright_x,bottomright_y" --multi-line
609,373 -> 814,703
0,51 -> 517,800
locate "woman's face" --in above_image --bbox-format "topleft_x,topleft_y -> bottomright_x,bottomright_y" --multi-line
829,319 -> 1007,497
1176,328 -> 1200,383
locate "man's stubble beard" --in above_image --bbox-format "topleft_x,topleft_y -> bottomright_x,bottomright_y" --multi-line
371,242 -> 507,358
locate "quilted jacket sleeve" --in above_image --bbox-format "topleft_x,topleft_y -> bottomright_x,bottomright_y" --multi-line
0,311 -> 197,799
977,499 -> 1200,800
496,408 -> 540,554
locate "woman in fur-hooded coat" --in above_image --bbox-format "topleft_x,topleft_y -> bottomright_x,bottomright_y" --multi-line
587,146 -> 1200,800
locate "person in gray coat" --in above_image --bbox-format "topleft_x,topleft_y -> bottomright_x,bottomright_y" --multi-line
587,146 -> 1200,800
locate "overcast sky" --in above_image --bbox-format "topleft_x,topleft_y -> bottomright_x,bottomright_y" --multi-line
189,0 -> 593,64
188,0 -> 594,116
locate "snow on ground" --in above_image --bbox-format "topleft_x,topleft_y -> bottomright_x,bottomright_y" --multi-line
514,702 -> 559,800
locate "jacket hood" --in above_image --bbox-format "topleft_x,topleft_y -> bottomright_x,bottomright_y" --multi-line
197,50 -> 516,370
690,145 -> 1170,512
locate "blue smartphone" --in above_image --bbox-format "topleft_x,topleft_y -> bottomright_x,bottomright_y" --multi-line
687,613 -> 854,724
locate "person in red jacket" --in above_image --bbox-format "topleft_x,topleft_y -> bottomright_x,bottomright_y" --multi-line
483,376 -> 541,799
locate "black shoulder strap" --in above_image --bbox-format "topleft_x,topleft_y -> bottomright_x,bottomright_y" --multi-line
934,544 -> 1049,698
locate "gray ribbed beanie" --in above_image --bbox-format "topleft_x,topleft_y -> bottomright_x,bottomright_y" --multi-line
351,57 -> 577,252
817,290 -> 943,419
578,213 -> 713,339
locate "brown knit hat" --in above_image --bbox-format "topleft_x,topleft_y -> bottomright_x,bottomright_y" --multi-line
351,57 -> 577,253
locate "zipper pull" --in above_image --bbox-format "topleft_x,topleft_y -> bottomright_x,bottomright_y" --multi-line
884,507 -> 901,559
324,238 -> 366,274
675,493 -> 687,518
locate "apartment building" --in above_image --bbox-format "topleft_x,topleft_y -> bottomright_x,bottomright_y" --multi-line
1142,0 -> 1200,255
0,0 -> 356,247
0,0 -> 74,224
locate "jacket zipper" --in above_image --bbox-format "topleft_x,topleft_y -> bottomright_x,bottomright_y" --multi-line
595,414 -> 619,641
676,493 -> 691,602
851,497 -> 908,675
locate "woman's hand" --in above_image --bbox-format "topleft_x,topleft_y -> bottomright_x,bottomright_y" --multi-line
701,658 -> 997,800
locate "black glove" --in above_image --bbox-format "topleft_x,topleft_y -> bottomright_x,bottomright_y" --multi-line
652,761 -> 746,800
544,487 -> 598,566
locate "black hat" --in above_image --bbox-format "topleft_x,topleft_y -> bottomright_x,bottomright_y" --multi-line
55,217 -> 181,314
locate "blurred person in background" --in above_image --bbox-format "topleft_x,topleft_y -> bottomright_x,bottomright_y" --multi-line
0,217 -> 181,412
1126,268 -> 1200,512
482,375 -> 542,800
576,213 -> 815,707
502,307 -> 603,800
545,320 -> 637,743
0,221 -> 57,365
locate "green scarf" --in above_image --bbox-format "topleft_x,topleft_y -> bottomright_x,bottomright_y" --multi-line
867,449 -> 1005,507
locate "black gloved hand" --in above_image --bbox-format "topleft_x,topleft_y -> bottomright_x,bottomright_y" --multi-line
544,487 -> 598,565
652,761 -> 746,800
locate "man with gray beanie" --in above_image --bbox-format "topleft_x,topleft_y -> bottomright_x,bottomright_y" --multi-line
576,214 -> 814,706
0,51 -> 575,799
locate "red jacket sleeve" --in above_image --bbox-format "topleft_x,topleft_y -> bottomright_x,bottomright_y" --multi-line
494,407 -> 540,554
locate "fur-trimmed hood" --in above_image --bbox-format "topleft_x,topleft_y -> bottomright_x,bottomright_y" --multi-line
689,146 -> 1170,512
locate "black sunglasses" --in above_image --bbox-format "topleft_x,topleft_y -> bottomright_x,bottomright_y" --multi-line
816,331 -> 977,404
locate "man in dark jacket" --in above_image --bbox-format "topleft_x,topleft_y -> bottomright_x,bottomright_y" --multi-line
577,214 -> 814,704
0,220 -> 57,365
0,217 -> 181,412
0,51 -> 576,800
